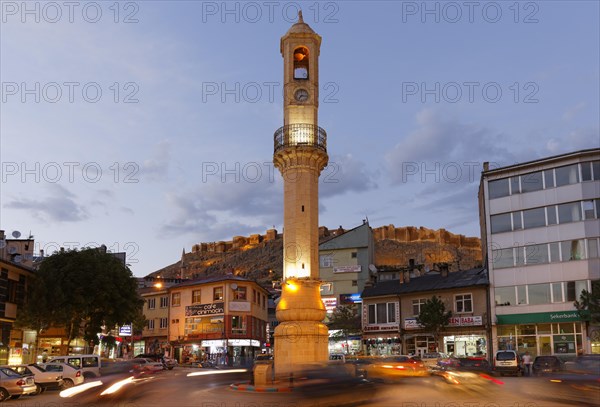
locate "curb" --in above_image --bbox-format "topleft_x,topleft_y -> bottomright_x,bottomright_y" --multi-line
230,382 -> 292,393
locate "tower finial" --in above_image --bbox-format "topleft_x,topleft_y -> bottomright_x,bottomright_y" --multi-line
298,9 -> 303,23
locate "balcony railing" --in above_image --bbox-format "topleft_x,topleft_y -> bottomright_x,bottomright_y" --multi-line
274,123 -> 327,153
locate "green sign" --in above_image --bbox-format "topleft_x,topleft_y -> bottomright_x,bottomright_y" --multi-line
497,310 -> 587,325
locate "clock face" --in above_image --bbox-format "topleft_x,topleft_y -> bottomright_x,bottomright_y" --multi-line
294,89 -> 309,102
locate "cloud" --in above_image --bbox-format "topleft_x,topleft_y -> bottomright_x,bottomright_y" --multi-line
5,184 -> 89,222
140,140 -> 171,182
386,109 -> 520,186
546,128 -> 599,155
562,102 -> 586,121
321,154 -> 378,198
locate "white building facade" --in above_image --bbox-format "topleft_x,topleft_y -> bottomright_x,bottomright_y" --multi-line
479,148 -> 600,357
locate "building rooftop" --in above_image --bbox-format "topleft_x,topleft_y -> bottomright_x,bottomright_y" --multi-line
362,267 -> 488,298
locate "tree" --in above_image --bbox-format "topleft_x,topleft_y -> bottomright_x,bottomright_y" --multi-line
16,248 -> 144,350
574,280 -> 600,323
327,305 -> 361,354
416,295 -> 452,352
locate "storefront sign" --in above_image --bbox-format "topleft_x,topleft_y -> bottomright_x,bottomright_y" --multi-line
333,265 -> 361,273
202,339 -> 226,347
229,302 -> 251,312
364,324 -> 398,332
228,339 -> 261,347
497,311 -> 585,325
340,293 -> 362,304
186,302 -> 224,317
322,297 -> 337,312
405,316 -> 483,329
118,325 -> 132,336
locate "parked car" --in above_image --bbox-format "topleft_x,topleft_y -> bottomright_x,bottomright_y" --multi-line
493,350 -> 522,376
532,356 -> 564,376
41,363 -> 84,388
457,357 -> 492,373
134,354 -> 177,370
6,364 -> 63,394
421,352 -> 448,367
364,355 -> 429,381
130,358 -> 164,374
0,366 -> 37,401
47,354 -> 101,378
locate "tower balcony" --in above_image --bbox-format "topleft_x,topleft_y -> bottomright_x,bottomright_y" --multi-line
274,123 -> 327,154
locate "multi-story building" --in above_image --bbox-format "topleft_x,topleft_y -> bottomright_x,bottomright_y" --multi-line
319,221 -> 374,312
361,267 -> 489,357
140,282 -> 171,356
168,275 -> 269,366
479,148 -> 600,357
0,230 -> 35,364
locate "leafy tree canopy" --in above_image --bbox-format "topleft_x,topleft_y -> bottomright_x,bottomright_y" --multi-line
327,305 -> 361,333
416,295 -> 452,347
16,248 -> 144,345
575,280 -> 600,323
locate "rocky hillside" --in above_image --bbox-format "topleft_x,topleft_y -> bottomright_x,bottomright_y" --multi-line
146,225 -> 482,283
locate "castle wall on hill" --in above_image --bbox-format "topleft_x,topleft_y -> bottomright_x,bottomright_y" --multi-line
190,225 -> 480,255
372,225 -> 480,249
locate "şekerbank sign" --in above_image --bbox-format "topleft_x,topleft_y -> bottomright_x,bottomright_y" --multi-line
496,311 -> 586,325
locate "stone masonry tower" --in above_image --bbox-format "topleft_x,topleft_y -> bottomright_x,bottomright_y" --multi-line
272,11 -> 329,376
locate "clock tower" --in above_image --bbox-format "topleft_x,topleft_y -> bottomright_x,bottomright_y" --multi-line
272,11 -> 329,376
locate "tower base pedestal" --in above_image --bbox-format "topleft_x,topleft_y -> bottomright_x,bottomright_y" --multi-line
273,278 -> 329,377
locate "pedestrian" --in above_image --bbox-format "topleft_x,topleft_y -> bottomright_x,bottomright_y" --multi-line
522,351 -> 533,376
42,349 -> 48,363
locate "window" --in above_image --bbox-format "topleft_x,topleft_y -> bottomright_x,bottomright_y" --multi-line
160,296 -> 168,308
320,255 -> 333,268
492,248 -> 514,269
528,283 -> 551,305
510,177 -> 520,195
352,280 -> 358,286
160,318 -> 168,329
412,298 -> 427,316
566,281 -> 588,302
491,213 -> 512,234
592,161 -> 600,180
517,285 -> 527,304
368,302 -> 397,324
495,286 -> 516,306
581,162 -> 593,181
588,238 -> 599,258
6,279 -> 17,303
549,242 -> 560,262
521,171 -> 544,193
172,292 -> 181,307
555,164 -> 579,186
213,286 -> 223,301
558,202 -> 582,223
551,283 -> 563,303
147,319 -> 155,330
512,212 -> 523,230
561,239 -> 585,261
455,294 -> 472,313
547,206 -> 558,225
293,46 -> 309,80
192,290 -> 202,304
583,200 -> 596,219
544,170 -> 555,188
233,286 -> 247,301
523,207 -> 546,229
232,316 -> 246,334
489,178 -> 510,199
147,298 -> 156,309
351,252 -> 357,258
525,244 -> 549,265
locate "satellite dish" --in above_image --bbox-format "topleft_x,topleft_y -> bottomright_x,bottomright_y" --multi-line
12,231 -> 21,238
14,255 -> 22,263
8,247 -> 17,254
0,240 -> 6,249
368,264 -> 378,272
231,283 -> 238,290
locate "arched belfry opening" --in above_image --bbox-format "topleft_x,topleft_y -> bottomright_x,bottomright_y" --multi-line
293,46 -> 309,80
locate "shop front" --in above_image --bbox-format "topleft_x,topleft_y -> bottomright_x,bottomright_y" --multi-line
363,324 -> 401,356
496,311 -> 586,357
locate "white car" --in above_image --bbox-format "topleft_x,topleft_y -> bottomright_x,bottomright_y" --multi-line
4,364 -> 63,395
41,363 -> 84,388
130,358 -> 164,374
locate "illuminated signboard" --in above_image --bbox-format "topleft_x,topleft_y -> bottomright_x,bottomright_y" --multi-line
322,297 -> 337,313
186,302 -> 224,317
119,325 -> 132,336
340,293 -> 362,304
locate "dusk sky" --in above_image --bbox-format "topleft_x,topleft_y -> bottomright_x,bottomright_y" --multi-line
2,1 -> 599,277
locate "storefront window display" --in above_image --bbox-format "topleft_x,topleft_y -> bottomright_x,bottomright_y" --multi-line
497,323 -> 584,356
365,337 -> 401,356
444,335 -> 486,357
